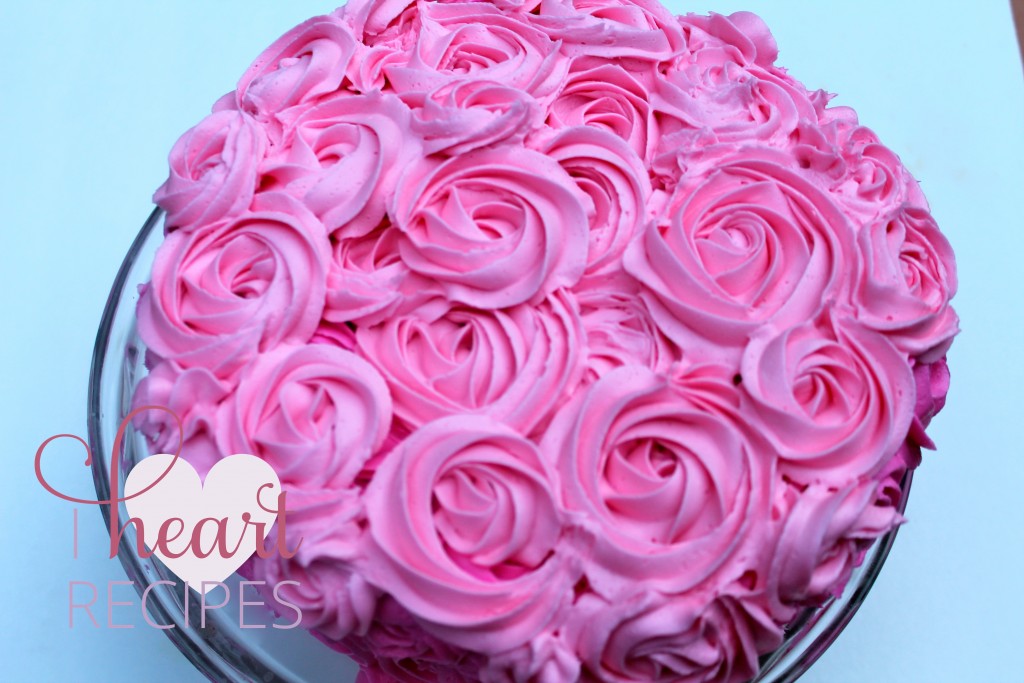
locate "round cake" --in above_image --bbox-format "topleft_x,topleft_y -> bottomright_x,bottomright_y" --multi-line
132,0 -> 958,681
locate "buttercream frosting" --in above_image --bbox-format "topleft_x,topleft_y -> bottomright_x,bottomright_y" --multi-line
134,1 -> 958,680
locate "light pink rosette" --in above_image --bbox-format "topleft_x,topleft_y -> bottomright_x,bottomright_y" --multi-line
154,110 -> 267,232
853,206 -> 959,360
362,416 -> 577,654
532,0 -> 685,60
384,3 -> 566,100
393,146 -> 588,308
137,193 -> 329,378
548,58 -> 657,162
651,63 -> 816,162
768,475 -> 903,608
236,14 -> 356,119
251,488 -> 378,640
260,91 -> 417,235
322,221 -> 426,326
677,11 -> 780,70
576,285 -> 678,382
572,590 -> 782,683
478,631 -> 581,683
542,365 -> 764,597
624,149 -> 855,363
216,343 -> 392,489
409,79 -> 541,156
537,127 -> 651,282
827,119 -> 929,218
355,291 -> 583,435
131,360 -> 229,479
740,312 -> 915,485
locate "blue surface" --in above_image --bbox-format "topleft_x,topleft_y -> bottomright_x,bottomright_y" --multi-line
1,1 -> 1022,681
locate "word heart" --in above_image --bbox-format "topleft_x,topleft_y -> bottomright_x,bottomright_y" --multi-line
123,453 -> 282,594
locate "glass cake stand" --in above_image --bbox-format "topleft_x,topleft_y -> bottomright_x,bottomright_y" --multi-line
87,208 -> 912,683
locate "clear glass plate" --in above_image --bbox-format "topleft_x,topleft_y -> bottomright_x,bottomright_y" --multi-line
86,208 -> 911,683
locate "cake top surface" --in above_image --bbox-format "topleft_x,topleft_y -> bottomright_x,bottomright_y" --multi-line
134,1 -> 958,680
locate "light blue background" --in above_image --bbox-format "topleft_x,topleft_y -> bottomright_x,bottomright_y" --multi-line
1,1 -> 1021,681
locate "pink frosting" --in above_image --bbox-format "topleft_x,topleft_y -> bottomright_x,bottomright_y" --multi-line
571,589 -> 781,683
216,343 -> 392,489
541,364 -> 768,598
624,148 -> 856,364
355,291 -> 584,435
393,146 -> 589,308
739,311 -> 915,485
361,416 -> 578,653
154,110 -> 267,232
138,192 -> 329,379
136,1 -> 959,680
260,91 -> 418,235
237,13 -> 357,121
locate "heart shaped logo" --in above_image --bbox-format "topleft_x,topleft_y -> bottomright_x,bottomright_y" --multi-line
124,453 -> 282,594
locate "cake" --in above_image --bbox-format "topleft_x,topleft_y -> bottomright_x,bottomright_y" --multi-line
132,1 -> 958,681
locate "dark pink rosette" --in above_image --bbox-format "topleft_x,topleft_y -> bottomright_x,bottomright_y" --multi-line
677,11 -> 780,70
571,590 -> 782,683
393,146 -> 589,308
624,149 -> 856,363
739,311 -> 915,485
355,291 -> 583,435
216,343 -> 392,490
236,13 -> 357,119
137,193 -> 329,379
541,365 -> 765,597
260,91 -> 418,235
362,416 -> 577,654
154,110 -> 267,232
827,118 -> 929,219
853,205 -> 959,360
477,631 -> 581,683
342,597 -> 486,683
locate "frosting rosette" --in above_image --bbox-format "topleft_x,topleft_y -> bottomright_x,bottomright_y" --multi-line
251,487 -> 379,640
137,192 -> 329,378
133,1 -> 958,681
542,365 -> 766,597
154,110 -> 267,232
739,311 -> 915,484
236,13 -> 357,120
393,145 -> 589,308
362,416 -> 576,653
572,590 -> 781,683
853,205 -> 959,360
260,91 -> 417,235
355,290 -> 583,435
624,148 -> 855,363
216,343 -> 392,489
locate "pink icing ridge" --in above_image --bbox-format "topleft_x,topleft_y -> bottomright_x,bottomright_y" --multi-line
134,1 -> 958,681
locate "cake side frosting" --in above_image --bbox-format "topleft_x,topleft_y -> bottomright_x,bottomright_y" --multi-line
133,1 -> 958,681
